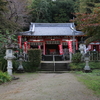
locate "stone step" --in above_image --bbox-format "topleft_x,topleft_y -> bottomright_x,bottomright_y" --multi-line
40,63 -> 70,71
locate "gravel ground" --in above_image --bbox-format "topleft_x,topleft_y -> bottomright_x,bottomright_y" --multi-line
0,72 -> 100,100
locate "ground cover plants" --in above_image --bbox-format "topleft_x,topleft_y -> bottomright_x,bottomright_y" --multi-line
0,71 -> 11,84
69,61 -> 100,70
75,69 -> 100,96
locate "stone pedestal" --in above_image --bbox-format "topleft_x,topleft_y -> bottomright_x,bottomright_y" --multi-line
7,60 -> 13,76
4,49 -> 16,76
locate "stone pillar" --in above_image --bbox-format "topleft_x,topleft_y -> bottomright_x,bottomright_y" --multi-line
69,52 -> 72,62
7,60 -> 13,76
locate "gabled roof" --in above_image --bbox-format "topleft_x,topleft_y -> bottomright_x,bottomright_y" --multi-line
18,23 -> 84,36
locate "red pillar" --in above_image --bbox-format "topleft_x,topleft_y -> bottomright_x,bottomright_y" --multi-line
43,41 -> 45,55
18,36 -> 22,49
24,41 -> 28,53
76,39 -> 78,50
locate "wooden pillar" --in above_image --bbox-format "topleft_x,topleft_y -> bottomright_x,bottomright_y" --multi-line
43,41 -> 45,55
99,44 -> 100,52
76,39 -> 78,50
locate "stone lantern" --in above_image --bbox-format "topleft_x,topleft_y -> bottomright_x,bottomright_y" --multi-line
4,47 -> 16,76
17,52 -> 24,73
4,36 -> 18,76
84,52 -> 91,73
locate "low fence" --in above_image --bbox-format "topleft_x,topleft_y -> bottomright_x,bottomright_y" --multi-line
89,51 -> 100,61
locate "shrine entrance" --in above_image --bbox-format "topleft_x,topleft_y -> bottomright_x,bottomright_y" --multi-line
46,44 -> 59,55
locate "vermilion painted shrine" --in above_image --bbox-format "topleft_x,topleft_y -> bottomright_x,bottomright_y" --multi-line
17,23 -> 100,55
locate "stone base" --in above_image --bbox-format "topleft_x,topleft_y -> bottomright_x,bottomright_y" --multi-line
83,70 -> 92,73
16,68 -> 25,73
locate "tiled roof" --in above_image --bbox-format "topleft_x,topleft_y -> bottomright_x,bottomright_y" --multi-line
18,23 -> 84,36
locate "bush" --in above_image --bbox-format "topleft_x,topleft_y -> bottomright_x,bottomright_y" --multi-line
0,71 -> 11,84
69,61 -> 100,71
72,52 -> 82,63
69,62 -> 85,70
23,49 -> 41,72
89,61 -> 100,69
0,49 -> 7,72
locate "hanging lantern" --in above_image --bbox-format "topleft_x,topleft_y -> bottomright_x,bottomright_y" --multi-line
58,44 -> 63,55
67,41 -> 73,53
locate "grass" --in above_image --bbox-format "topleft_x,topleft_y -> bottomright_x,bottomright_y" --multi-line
75,70 -> 100,96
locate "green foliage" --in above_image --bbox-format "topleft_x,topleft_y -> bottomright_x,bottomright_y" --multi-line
0,49 -> 7,72
72,52 -> 82,63
76,69 -> 100,96
69,62 -> 85,70
0,71 -> 11,84
23,49 -> 41,72
72,7 -> 100,44
31,0 -> 75,23
75,0 -> 98,13
69,61 -> 100,70
89,61 -> 100,69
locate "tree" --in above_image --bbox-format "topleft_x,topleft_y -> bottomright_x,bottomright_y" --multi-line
31,0 -> 75,23
4,0 -> 31,28
72,7 -> 100,44
52,0 -> 75,22
31,0 -> 51,22
75,0 -> 96,13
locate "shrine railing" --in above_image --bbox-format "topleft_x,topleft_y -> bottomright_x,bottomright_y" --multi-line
42,54 -> 70,61
89,51 -> 100,61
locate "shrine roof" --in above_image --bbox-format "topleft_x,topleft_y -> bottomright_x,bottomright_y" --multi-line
18,23 -> 84,36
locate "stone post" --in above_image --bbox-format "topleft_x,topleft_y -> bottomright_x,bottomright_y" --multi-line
69,52 -> 72,62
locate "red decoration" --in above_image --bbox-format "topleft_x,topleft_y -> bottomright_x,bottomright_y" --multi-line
38,45 -> 41,49
18,36 -> 22,49
27,44 -> 30,49
58,45 -> 63,55
67,41 -> 73,53
24,42 -> 27,53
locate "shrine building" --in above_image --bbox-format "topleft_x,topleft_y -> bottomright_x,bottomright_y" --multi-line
17,23 -> 85,56
16,23 -> 100,71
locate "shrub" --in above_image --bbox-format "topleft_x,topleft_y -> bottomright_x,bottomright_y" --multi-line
0,71 -> 11,84
69,62 -> 85,70
72,52 -> 82,63
0,49 -> 7,72
69,61 -> 100,71
23,49 -> 41,72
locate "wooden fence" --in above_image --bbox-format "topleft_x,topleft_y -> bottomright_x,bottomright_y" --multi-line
89,51 -> 100,61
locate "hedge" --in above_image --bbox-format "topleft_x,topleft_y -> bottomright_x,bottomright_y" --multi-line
23,49 -> 41,72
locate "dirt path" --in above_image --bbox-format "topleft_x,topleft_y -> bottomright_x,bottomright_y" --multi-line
0,72 -> 100,100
